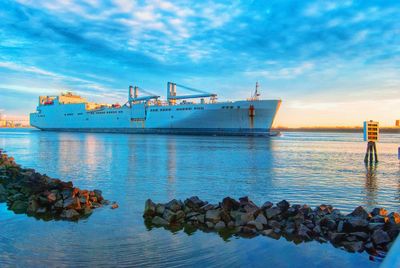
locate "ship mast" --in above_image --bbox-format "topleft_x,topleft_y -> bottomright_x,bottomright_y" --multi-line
251,82 -> 260,101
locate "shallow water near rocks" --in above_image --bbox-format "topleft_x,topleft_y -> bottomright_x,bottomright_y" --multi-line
0,129 -> 399,267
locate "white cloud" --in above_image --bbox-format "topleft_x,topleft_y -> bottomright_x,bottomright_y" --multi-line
245,62 -> 315,80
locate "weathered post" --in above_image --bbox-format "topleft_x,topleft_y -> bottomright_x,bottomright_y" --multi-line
363,120 -> 379,164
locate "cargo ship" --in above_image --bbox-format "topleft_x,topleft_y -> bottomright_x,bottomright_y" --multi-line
30,82 -> 281,136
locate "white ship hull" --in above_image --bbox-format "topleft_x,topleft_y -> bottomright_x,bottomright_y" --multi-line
30,100 -> 281,136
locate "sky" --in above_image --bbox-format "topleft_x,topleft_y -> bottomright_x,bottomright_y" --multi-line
0,0 -> 399,127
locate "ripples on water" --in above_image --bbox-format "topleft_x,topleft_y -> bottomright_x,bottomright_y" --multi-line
0,129 -> 399,267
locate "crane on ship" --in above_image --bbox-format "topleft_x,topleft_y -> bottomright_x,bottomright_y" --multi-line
167,82 -> 217,105
126,85 -> 160,107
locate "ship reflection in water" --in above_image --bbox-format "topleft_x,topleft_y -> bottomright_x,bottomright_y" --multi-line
0,129 -> 399,267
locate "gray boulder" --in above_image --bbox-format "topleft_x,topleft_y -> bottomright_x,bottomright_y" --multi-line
372,229 -> 391,245
347,206 -> 369,220
215,221 -> 226,230
184,196 -> 204,211
265,207 -> 281,219
276,200 -> 290,211
342,241 -> 364,252
156,204 -> 165,215
206,209 -> 221,224
162,209 -> 176,222
255,214 -> 268,225
166,199 -> 182,212
62,209 -> 80,219
247,220 -> 263,231
10,200 -> 28,213
143,199 -> 156,218
152,216 -> 169,226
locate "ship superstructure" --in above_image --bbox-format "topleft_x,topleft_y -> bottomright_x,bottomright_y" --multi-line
30,82 -> 281,136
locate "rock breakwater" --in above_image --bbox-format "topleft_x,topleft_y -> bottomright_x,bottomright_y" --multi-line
0,149 -> 111,220
143,196 -> 400,257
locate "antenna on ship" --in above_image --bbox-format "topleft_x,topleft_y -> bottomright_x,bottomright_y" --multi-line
251,82 -> 260,101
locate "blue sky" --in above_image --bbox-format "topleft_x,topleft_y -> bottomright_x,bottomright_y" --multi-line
0,0 -> 399,126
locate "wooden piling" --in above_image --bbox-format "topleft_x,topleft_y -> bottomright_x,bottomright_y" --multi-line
364,141 -> 378,164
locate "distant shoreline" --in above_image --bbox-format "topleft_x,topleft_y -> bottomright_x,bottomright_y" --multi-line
273,127 -> 400,133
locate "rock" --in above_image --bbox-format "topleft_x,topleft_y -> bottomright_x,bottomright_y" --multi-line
268,220 -> 281,230
248,220 -> 263,231
199,203 -> 214,212
313,224 -> 322,235
387,212 -> 400,225
206,221 -> 214,229
346,218 -> 369,232
347,206 -> 369,220
233,212 -> 254,226
61,189 -> 72,200
186,212 -> 200,219
93,189 -> 102,197
261,229 -> 273,236
372,229 -> 391,245
0,184 -> 6,201
242,203 -> 259,215
36,207 -> 47,214
276,200 -> 290,211
350,232 -> 369,241
197,214 -> 205,223
175,210 -> 185,221
371,208 -> 388,217
239,196 -> 250,205
83,206 -> 92,216
221,197 -> 240,211
364,242 -> 377,255
156,204 -> 165,215
184,196 -> 204,210
227,221 -> 235,228
368,222 -> 385,231
143,199 -> 156,218
10,200 -> 28,213
166,199 -> 182,212
318,204 -> 333,214
62,209 -> 80,220
152,216 -> 169,226
330,232 -> 346,244
162,209 -> 176,222
261,201 -> 273,210
320,216 -> 337,231
287,207 -> 298,216
220,209 -> 231,223
265,207 -> 281,219
255,214 -> 268,225
342,241 -> 364,252
54,199 -> 63,209
298,224 -> 311,239
370,215 -> 386,223
205,209 -> 221,224
63,197 -> 78,209
241,226 -> 257,235
215,221 -> 226,230
47,193 -> 57,203
27,199 -> 39,213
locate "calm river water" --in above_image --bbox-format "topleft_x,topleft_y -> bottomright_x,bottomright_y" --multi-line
0,129 -> 399,267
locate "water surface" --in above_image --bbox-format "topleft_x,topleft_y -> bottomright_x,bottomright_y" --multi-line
0,129 -> 399,267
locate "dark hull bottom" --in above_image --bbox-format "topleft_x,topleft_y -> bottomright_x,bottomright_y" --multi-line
36,127 -> 279,137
